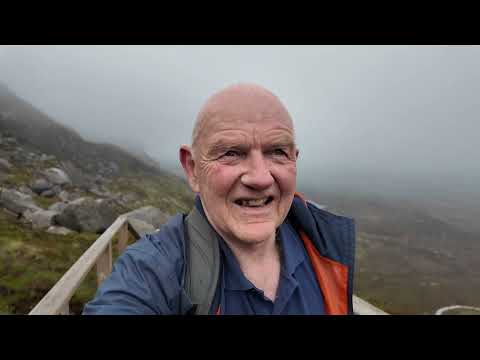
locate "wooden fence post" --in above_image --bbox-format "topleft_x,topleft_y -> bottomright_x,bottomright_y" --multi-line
58,302 -> 70,315
117,223 -> 129,254
96,241 -> 112,287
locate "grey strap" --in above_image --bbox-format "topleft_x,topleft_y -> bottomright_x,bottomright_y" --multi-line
184,206 -> 221,315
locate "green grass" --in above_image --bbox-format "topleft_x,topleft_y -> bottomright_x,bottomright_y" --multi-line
40,159 -> 58,168
0,210 -> 99,314
0,201 -> 148,315
2,158 -> 63,189
5,168 -> 33,187
33,194 -> 60,209
107,174 -> 195,215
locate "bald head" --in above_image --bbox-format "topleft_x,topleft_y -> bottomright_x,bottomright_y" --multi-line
192,83 -> 294,152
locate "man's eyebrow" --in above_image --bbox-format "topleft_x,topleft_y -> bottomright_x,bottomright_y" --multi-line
265,135 -> 296,148
207,139 -> 247,154
267,140 -> 296,148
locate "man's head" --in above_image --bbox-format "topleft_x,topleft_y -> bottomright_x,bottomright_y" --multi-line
180,83 -> 299,247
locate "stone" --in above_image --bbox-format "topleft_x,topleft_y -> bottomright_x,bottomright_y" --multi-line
46,226 -> 73,235
42,167 -> 71,186
48,202 -> 68,213
58,190 -> 70,202
94,175 -> 106,185
31,210 -> 59,230
18,185 -> 35,197
89,187 -> 112,198
22,208 -> 37,223
51,185 -> 62,195
54,197 -> 122,233
39,154 -> 53,162
0,188 -> 41,215
59,161 -> 92,188
30,178 -> 52,195
124,206 -> 169,229
117,192 -> 140,205
109,161 -> 120,173
0,158 -> 12,172
40,189 -> 56,198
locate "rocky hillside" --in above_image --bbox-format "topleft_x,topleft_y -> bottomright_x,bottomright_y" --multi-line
0,82 -> 163,178
0,82 -> 195,314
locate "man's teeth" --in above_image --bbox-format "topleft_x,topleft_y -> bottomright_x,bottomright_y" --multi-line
239,198 -> 269,207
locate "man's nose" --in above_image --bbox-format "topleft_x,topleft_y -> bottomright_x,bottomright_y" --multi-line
240,152 -> 274,190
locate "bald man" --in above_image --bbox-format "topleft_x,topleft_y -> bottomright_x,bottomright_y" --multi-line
83,84 -> 356,315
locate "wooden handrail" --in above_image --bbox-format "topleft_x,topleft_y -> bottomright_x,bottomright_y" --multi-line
29,214 -> 388,315
29,215 -> 134,315
353,295 -> 388,315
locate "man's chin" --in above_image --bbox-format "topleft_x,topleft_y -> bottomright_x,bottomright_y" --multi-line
232,222 -> 277,245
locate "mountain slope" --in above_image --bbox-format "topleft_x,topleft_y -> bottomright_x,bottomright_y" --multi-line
0,82 -> 162,177
0,82 -> 195,314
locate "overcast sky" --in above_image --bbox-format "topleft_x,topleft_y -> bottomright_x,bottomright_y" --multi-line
1,45 -> 479,204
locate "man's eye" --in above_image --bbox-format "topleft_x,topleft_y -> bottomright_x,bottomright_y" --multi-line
223,150 -> 240,157
273,149 -> 287,157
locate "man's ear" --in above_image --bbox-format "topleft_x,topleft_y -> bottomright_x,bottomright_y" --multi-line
179,145 -> 200,193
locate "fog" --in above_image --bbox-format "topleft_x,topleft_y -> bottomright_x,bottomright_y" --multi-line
1,45 -> 479,206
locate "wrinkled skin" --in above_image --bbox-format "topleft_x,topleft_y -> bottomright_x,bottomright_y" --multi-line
180,84 -> 299,298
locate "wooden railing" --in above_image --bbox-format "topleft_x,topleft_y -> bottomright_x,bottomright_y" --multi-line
29,214 -> 388,315
353,295 -> 388,315
29,215 -> 136,315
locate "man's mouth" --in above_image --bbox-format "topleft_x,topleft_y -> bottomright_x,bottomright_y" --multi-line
234,196 -> 274,208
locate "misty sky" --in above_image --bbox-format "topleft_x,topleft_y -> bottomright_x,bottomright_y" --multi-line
1,45 -> 479,203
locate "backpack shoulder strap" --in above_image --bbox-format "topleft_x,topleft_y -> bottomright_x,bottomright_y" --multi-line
183,205 -> 221,315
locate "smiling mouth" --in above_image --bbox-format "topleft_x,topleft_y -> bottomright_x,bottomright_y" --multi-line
234,196 -> 274,208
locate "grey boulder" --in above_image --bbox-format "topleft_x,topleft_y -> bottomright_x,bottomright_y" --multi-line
48,202 -> 68,213
39,154 -> 55,162
46,226 -> 73,235
0,188 -> 41,215
0,158 -> 12,172
31,210 -> 59,230
40,189 -> 56,198
58,190 -> 70,202
54,197 -> 122,233
30,178 -> 52,195
43,168 -> 71,186
124,206 -> 169,229
19,185 -> 35,197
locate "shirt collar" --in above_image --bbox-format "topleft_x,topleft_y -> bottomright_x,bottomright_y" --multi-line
277,219 -> 307,276
194,195 -> 206,217
219,221 -> 307,291
218,238 -> 255,291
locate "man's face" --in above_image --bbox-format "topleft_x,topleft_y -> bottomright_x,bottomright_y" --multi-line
189,100 -> 298,247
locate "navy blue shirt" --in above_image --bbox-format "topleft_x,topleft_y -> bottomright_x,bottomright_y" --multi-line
209,219 -> 326,315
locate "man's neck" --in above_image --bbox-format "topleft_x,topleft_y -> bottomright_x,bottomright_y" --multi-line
223,232 -> 278,265
223,233 -> 281,301
197,198 -> 282,300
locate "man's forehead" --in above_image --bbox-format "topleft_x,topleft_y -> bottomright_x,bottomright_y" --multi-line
193,84 -> 294,147
206,127 -> 295,146
203,114 -> 293,133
